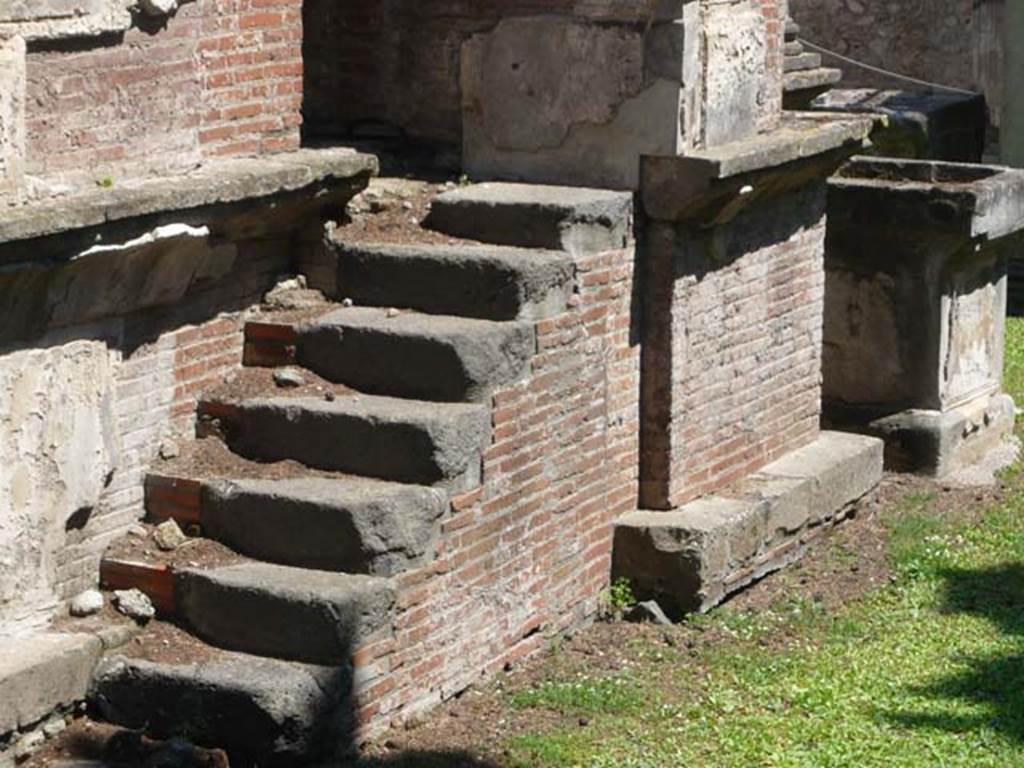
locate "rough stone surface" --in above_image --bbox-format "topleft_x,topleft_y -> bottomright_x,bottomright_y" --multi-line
296,308 -> 535,402
153,519 -> 186,551
210,395 -> 491,491
0,36 -> 25,206
811,89 -> 988,162
68,590 -> 104,617
113,589 -> 155,623
304,240 -> 575,322
91,653 -> 348,766
176,563 -> 395,665
201,477 -> 447,576
272,368 -> 306,389
614,431 -> 883,615
425,183 -> 633,254
0,632 -> 101,735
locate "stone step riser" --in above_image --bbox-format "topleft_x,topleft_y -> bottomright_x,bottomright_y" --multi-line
176,564 -> 395,666
145,474 -> 447,577
197,397 -> 490,492
301,241 -> 575,322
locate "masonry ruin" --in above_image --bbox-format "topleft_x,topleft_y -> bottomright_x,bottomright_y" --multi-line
0,0 -> 1018,765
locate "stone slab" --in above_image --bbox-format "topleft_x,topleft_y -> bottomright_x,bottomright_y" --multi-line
202,476 -> 447,576
305,240 -> 575,321
425,182 -> 633,254
641,114 -> 874,222
297,307 -> 536,402
91,652 -> 347,766
612,431 -> 883,615
0,633 -> 102,735
176,563 -> 395,665
811,89 -> 987,163
0,148 -> 378,251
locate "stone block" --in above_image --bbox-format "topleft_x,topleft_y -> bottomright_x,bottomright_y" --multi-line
0,633 -> 102,736
614,431 -> 883,615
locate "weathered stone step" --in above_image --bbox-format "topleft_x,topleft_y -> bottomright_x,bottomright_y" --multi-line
613,431 -> 883,616
784,52 -> 823,72
289,307 -> 535,402
91,652 -> 348,766
146,474 -> 447,576
785,40 -> 804,57
199,394 -> 490,491
303,240 -> 575,321
784,67 -> 843,94
177,562 -> 394,665
423,182 -> 633,253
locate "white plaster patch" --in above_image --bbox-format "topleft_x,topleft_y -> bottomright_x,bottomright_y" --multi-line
0,340 -> 119,636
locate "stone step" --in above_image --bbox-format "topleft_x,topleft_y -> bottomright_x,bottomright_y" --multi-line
91,652 -> 348,766
784,52 -> 823,72
290,307 -> 535,402
145,475 -> 448,577
423,182 -> 633,253
612,431 -> 883,616
784,67 -> 843,95
785,19 -> 801,41
176,562 -> 394,666
785,40 -> 804,57
303,240 -> 575,321
199,394 -> 490,491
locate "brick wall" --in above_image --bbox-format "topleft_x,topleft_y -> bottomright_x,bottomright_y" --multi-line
0,240 -> 286,636
23,0 -> 302,191
350,244 -> 641,730
640,182 -> 826,510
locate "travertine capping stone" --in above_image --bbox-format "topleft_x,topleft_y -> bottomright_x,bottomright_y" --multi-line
0,34 -> 25,206
0,1 -> 132,41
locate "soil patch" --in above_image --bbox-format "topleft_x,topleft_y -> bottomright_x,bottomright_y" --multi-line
104,523 -> 246,570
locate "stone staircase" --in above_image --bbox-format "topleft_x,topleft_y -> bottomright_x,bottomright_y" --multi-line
782,19 -> 842,110
89,182 -> 633,766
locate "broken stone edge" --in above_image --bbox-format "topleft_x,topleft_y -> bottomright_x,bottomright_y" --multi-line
612,430 -> 884,616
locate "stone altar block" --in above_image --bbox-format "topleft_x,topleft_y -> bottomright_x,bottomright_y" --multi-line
823,156 -> 1024,476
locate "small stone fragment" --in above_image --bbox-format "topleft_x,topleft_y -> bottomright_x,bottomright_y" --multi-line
153,519 -> 187,551
401,200 -> 414,211
341,297 -> 354,307
114,589 -> 156,623
42,715 -> 67,738
69,589 -> 104,617
127,524 -> 148,538
624,600 -> 673,626
14,729 -> 45,759
386,308 -> 401,318
158,440 -> 180,460
273,368 -> 306,389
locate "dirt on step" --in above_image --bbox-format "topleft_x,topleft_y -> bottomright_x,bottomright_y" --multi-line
103,523 -> 246,570
200,365 -> 360,405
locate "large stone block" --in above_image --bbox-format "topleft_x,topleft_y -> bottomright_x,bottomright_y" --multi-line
461,9 -> 700,189
0,633 -> 102,735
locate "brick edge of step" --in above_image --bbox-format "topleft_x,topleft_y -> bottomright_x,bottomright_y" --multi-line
612,431 -> 884,616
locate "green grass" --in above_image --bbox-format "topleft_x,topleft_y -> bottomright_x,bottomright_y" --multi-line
498,318 -> 1024,768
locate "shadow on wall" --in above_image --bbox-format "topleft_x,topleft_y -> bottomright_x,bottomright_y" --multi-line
885,562 -> 1024,742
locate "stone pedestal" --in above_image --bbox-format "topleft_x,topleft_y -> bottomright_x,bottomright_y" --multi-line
823,156 -> 1024,476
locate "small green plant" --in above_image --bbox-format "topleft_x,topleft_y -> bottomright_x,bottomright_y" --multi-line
457,173 -> 473,187
97,176 -> 115,189
608,577 -> 636,611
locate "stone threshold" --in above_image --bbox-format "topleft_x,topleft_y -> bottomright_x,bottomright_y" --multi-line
613,431 -> 884,616
0,147 -> 378,252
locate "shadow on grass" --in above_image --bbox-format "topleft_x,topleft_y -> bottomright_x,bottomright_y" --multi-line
887,563 -> 1024,741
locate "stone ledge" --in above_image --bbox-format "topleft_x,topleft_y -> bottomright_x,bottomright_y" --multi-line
0,148 -> 378,255
0,632 -> 102,737
641,114 -> 875,223
612,431 -> 883,616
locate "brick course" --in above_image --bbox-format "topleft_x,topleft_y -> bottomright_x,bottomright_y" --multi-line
640,182 -> 826,509
23,0 -> 302,190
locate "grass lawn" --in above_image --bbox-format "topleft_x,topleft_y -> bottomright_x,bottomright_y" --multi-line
358,318 -> 1024,768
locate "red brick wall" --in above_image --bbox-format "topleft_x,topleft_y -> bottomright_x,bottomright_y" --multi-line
640,184 -> 826,510
24,0 -> 302,189
350,244 -> 641,730
754,0 -> 784,131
